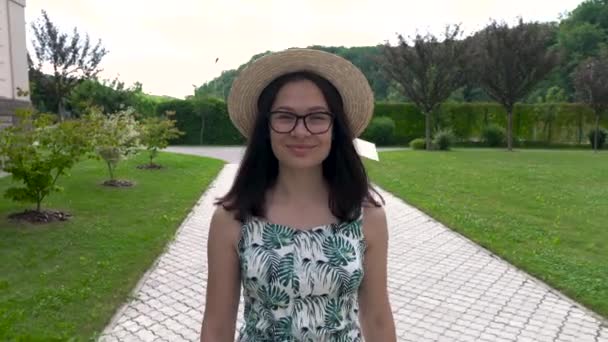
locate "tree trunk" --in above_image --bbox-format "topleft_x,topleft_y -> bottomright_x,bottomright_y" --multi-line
507,109 -> 513,151
425,111 -> 431,150
37,196 -> 41,212
199,114 -> 205,145
594,113 -> 600,153
578,112 -> 583,145
484,108 -> 489,127
58,99 -> 66,122
107,161 -> 114,180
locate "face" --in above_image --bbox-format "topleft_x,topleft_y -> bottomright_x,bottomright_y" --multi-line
268,79 -> 333,169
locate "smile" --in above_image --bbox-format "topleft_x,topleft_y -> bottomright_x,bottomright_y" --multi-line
286,145 -> 316,154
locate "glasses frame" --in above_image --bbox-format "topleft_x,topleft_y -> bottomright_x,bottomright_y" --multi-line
268,110 -> 335,135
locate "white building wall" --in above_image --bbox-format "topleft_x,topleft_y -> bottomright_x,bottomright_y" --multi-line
0,0 -> 29,101
8,0 -> 28,100
0,0 -> 13,99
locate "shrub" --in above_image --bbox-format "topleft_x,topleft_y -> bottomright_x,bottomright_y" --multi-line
361,117 -> 396,146
0,109 -> 91,212
433,128 -> 455,151
138,110 -> 184,167
481,124 -> 506,147
409,138 -> 426,150
84,107 -> 141,182
587,127 -> 607,149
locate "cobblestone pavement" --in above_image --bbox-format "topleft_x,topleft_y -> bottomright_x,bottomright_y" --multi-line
161,146 -> 406,164
100,164 -> 608,342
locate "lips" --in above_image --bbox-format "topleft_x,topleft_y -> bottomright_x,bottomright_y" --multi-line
287,145 -> 316,149
286,144 -> 316,155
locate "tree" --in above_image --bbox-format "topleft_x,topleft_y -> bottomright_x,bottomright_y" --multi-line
29,10 -> 108,121
381,26 -> 468,150
69,78 -> 141,117
137,111 -> 184,168
550,0 -> 608,99
469,19 -> 560,151
0,109 -> 91,216
573,50 -> 608,152
84,108 -> 141,184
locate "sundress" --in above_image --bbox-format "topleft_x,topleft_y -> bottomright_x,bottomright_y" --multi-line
236,211 -> 366,341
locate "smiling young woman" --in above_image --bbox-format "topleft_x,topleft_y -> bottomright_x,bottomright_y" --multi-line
199,49 -> 396,342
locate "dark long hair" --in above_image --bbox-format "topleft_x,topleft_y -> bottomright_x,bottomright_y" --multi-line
216,71 -> 383,222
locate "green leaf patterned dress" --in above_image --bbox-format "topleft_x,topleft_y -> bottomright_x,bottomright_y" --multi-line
237,212 -> 366,341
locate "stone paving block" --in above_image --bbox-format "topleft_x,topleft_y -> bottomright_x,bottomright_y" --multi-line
99,163 -> 608,341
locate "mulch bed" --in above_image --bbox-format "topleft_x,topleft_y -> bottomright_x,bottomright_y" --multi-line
102,179 -> 135,187
136,163 -> 163,170
8,209 -> 72,224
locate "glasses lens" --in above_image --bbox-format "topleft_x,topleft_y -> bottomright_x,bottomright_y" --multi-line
270,112 -> 296,133
269,111 -> 333,134
305,113 -> 333,134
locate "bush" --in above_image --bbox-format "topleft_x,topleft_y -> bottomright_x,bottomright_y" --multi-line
587,127 -> 607,149
0,109 -> 92,212
361,117 -> 396,146
84,107 -> 141,182
409,138 -> 426,150
138,110 -> 184,167
433,128 -> 455,151
481,124 -> 506,147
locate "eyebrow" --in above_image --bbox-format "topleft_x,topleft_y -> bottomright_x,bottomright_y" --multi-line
272,105 -> 330,112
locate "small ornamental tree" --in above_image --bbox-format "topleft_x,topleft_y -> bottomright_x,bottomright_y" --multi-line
381,25 -> 468,150
137,110 -> 184,169
84,107 -> 141,186
469,19 -> 559,151
0,109 -> 91,222
572,51 -> 608,152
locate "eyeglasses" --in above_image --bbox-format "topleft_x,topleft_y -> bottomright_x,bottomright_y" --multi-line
268,111 -> 334,134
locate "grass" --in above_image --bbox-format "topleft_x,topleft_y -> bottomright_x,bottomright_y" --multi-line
0,152 -> 224,340
365,148 -> 608,319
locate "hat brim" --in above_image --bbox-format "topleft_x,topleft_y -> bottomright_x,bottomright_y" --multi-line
227,48 -> 375,138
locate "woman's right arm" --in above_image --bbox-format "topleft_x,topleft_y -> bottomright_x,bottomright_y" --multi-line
200,206 -> 242,342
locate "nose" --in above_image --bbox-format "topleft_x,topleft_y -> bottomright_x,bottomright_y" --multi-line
291,117 -> 310,137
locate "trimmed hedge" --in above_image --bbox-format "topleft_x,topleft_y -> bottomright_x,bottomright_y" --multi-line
156,98 -> 606,147
374,102 -> 607,146
156,98 -> 245,145
361,117 -> 396,146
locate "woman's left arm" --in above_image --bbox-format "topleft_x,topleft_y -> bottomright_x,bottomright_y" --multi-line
358,205 -> 397,341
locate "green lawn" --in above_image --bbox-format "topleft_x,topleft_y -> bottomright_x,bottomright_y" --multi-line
365,149 -> 608,319
0,152 -> 224,340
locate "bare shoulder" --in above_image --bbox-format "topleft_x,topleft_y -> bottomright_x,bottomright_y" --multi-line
211,204 -> 239,225
362,204 -> 388,246
209,205 -> 242,247
362,204 -> 386,223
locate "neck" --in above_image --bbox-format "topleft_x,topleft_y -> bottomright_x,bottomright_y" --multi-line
270,164 -> 327,205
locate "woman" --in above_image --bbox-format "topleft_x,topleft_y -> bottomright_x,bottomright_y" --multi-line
200,49 -> 396,341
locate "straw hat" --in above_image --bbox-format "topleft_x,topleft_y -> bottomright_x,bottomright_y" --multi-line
227,48 -> 375,138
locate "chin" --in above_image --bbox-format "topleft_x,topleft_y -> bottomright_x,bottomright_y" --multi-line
280,158 -> 323,169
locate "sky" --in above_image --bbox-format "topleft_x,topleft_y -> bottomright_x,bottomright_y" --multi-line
25,0 -> 584,98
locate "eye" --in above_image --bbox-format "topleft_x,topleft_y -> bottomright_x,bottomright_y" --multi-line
277,114 -> 292,120
308,112 -> 331,122
271,112 -> 295,121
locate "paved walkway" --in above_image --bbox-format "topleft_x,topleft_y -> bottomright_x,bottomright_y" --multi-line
162,146 -> 406,164
100,164 -> 608,342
